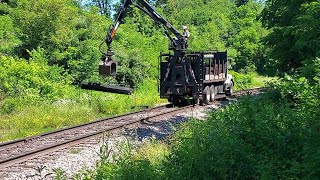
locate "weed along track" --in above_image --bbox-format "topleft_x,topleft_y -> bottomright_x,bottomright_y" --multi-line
0,105 -> 174,168
0,88 -> 264,178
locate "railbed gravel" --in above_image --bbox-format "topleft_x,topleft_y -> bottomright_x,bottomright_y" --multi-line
0,100 -> 231,180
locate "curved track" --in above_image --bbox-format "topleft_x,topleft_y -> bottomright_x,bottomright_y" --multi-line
0,87 -> 264,169
0,104 -> 188,168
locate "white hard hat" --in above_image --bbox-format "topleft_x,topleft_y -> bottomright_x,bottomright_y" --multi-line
182,25 -> 187,29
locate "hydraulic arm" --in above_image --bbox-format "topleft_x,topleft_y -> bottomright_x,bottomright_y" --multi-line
99,0 -> 187,76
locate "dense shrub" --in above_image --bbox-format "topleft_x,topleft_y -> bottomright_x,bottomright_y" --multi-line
82,75 -> 319,179
93,142 -> 162,180
0,13 -> 21,55
167,92 -> 319,179
261,0 -> 320,75
0,52 -> 71,100
0,54 -> 71,114
166,70 -> 319,179
228,70 -> 270,90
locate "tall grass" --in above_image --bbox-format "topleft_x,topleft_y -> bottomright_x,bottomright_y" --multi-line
229,70 -> 275,90
0,79 -> 165,142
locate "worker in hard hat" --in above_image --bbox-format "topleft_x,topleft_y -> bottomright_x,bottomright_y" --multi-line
182,25 -> 190,39
182,25 -> 190,48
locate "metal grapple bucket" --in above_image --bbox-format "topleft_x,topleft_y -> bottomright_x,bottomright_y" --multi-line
99,60 -> 117,76
81,59 -> 132,95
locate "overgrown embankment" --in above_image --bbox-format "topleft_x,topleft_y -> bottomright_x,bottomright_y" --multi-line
0,0 -> 271,141
75,76 -> 319,179
229,70 -> 274,90
0,51 -> 269,142
0,78 -> 166,142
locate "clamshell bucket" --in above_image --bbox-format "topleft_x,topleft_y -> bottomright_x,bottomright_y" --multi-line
99,60 -> 117,76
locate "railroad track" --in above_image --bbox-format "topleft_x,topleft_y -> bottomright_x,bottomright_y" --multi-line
232,87 -> 264,97
0,104 -> 190,169
0,87 -> 264,170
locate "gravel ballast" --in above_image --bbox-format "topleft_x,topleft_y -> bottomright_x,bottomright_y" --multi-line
1,102 -> 224,179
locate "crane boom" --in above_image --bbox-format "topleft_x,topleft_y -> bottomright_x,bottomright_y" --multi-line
100,0 -> 187,75
105,0 -> 132,49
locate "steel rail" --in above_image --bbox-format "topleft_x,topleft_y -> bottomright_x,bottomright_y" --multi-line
0,104 -> 193,168
0,87 -> 265,169
0,104 -> 169,149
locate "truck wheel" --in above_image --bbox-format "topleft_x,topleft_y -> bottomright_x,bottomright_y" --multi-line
198,96 -> 203,106
193,98 -> 199,105
215,86 -> 219,95
230,82 -> 234,96
203,86 -> 210,104
210,85 -> 215,102
226,82 -> 234,96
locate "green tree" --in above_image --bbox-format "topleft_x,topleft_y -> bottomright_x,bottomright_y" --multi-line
228,1 -> 268,73
161,0 -> 268,73
90,0 -> 112,17
154,0 -> 168,6
234,0 -> 249,6
0,51 -> 70,99
261,0 -> 320,75
7,0 -> 113,82
0,2 -> 21,55
295,1 -> 320,78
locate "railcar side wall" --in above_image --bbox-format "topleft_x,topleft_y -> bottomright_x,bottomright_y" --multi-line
159,50 -> 228,102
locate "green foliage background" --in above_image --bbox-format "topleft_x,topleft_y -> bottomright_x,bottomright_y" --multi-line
0,0 -> 268,91
261,0 -> 320,75
1,0 -> 320,178
0,0 -> 269,120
